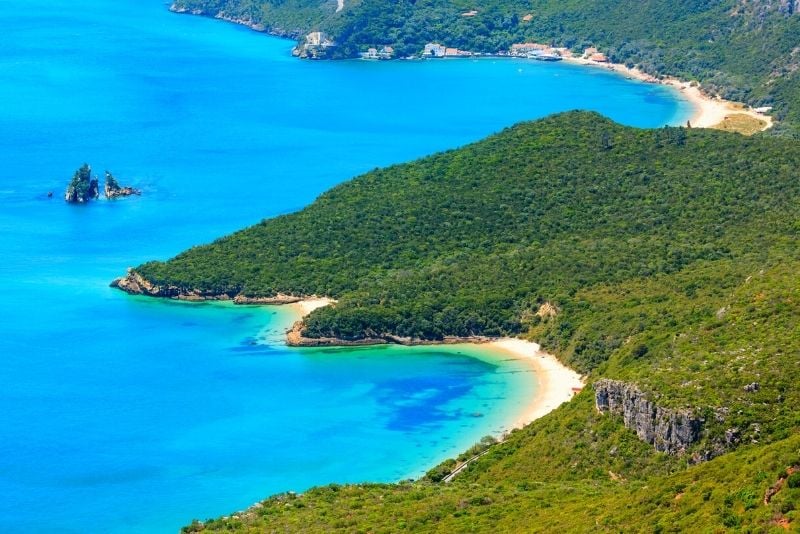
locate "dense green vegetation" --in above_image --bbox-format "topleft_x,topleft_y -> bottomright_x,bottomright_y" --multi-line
185,399 -> 800,532
137,112 -> 798,370
133,2 -> 800,527
172,0 -> 800,135
126,112 -> 800,530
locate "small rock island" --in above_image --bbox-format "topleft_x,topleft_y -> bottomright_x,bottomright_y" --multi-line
104,171 -> 141,199
64,164 -> 140,203
64,164 -> 99,203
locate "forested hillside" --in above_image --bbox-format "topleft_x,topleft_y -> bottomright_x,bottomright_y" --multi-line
121,113 -> 800,529
132,112 -> 798,367
171,0 -> 800,135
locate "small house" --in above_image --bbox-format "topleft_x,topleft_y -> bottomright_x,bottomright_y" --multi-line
510,42 -> 547,57
361,47 -> 379,59
423,43 -> 447,57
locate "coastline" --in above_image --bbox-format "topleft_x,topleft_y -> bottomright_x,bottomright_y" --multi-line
113,268 -> 583,440
285,298 -> 584,435
165,6 -> 773,133
561,56 -> 772,131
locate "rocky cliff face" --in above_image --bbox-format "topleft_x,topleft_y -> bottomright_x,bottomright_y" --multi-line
111,269 -> 306,305
594,379 -> 704,456
111,269 -> 237,300
64,164 -> 99,203
104,171 -> 141,199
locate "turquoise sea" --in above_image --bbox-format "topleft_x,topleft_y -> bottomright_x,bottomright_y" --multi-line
0,1 -> 693,531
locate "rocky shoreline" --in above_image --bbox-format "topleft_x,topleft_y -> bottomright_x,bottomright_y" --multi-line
110,269 -> 305,305
169,3 -> 304,40
285,320 -> 492,348
111,270 -> 495,347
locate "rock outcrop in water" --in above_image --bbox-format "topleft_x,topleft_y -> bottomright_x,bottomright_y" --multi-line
64,164 -> 99,203
104,171 -> 141,199
594,378 -> 704,456
65,165 -> 140,203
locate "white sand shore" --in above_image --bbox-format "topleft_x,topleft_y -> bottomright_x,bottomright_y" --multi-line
486,338 -> 585,430
562,56 -> 772,131
288,297 -> 335,316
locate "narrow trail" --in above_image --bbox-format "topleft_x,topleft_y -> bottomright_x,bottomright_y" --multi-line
442,447 -> 495,483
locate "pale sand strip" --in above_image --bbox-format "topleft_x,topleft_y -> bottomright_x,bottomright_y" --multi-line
562,56 -> 772,131
486,338 -> 585,430
288,297 -> 335,316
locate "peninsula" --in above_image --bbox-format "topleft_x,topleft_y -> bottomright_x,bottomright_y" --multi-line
113,112 -> 800,531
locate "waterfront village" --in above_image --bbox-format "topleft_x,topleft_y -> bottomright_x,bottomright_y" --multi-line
295,30 -> 609,63
359,41 -> 608,62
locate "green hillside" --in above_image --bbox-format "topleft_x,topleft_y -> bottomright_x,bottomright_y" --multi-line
184,404 -> 800,532
171,0 -> 800,135
135,112 -> 798,373
118,113 -> 800,529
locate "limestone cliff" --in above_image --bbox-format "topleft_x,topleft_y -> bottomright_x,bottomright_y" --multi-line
594,379 -> 704,456
111,269 -> 237,300
111,269 -> 304,305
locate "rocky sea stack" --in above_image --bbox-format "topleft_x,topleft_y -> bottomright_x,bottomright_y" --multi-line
64,165 -> 140,203
104,171 -> 141,199
64,164 -> 99,203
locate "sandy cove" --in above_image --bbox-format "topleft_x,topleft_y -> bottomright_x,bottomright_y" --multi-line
286,299 -> 584,431
287,297 -> 334,316
486,338 -> 585,430
562,56 -> 773,131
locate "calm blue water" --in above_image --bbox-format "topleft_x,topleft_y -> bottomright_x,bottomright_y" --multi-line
0,1 -> 692,531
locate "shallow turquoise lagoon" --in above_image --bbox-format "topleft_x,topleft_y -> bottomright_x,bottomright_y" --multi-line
0,0 -> 692,531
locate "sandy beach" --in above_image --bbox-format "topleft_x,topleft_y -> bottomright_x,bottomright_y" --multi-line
562,56 -> 772,131
485,338 -> 585,429
288,297 -> 334,316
